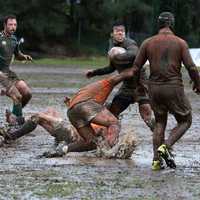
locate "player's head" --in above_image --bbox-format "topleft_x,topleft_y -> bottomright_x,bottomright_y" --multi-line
3,15 -> 17,35
112,21 -> 125,43
158,12 -> 175,30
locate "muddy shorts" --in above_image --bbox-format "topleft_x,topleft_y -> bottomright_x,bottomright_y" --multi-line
148,84 -> 191,116
67,100 -> 104,128
0,70 -> 19,89
52,120 -> 79,143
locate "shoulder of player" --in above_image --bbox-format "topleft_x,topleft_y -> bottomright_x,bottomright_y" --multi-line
139,36 -> 154,48
175,36 -> 188,47
124,37 -> 138,46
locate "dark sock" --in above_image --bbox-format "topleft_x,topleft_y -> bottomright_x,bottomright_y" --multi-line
12,103 -> 22,117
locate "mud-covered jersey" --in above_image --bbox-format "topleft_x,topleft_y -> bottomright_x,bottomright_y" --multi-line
69,79 -> 114,108
0,31 -> 20,72
134,28 -> 200,86
92,38 -> 146,90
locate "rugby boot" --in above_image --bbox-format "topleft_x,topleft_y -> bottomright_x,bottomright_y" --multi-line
157,144 -> 176,169
43,142 -> 68,158
5,119 -> 37,141
152,158 -> 165,171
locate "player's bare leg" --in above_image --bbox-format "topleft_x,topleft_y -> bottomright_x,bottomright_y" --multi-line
139,103 -> 155,131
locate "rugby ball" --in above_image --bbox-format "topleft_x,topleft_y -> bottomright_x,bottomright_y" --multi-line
108,47 -> 126,59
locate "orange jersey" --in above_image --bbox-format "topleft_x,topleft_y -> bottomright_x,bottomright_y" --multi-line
69,79 -> 113,108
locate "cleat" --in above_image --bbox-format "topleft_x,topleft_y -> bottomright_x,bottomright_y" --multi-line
157,144 -> 176,169
42,142 -> 68,158
152,160 -> 162,171
152,159 -> 165,171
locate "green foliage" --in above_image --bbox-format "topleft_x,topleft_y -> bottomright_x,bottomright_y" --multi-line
0,0 -> 200,55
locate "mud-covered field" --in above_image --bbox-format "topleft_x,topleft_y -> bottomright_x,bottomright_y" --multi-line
0,64 -> 200,200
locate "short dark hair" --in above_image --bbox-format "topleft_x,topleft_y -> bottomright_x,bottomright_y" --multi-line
112,21 -> 125,30
113,21 -> 124,27
158,12 -> 175,29
3,15 -> 17,25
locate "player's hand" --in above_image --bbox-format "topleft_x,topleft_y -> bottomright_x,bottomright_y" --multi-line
86,70 -> 94,78
23,54 -> 32,61
64,96 -> 70,107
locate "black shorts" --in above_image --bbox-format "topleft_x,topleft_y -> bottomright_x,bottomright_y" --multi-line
113,84 -> 150,106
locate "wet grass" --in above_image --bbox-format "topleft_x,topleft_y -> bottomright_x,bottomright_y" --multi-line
14,57 -> 108,68
21,73 -> 90,88
34,181 -> 80,198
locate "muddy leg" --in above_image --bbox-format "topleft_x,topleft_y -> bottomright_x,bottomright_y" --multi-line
5,115 -> 38,141
91,108 -> 120,147
139,103 -> 155,131
15,80 -> 32,108
67,126 -> 97,152
165,113 -> 192,147
153,112 -> 168,161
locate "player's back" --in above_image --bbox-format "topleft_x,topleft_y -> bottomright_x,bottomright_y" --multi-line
69,79 -> 113,108
145,30 -> 186,85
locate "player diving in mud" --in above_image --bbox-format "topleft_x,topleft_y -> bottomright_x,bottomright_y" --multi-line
0,71 -> 137,159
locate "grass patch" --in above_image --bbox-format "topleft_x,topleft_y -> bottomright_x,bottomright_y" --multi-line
34,181 -> 80,198
14,57 -> 108,68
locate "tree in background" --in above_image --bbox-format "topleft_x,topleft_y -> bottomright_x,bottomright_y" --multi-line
0,0 -> 199,55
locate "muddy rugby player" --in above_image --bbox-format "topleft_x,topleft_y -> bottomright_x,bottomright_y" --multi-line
66,70 -> 134,150
0,15 -> 32,125
86,22 -> 155,131
0,72 -> 137,159
127,12 -> 200,170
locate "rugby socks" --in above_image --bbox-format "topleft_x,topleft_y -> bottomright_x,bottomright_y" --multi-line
12,103 -> 23,117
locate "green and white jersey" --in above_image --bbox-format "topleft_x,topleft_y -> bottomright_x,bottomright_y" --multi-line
0,31 -> 20,72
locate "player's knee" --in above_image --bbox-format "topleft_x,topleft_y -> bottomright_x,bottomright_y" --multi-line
24,90 -> 32,100
139,104 -> 152,117
22,91 -> 32,106
109,117 -> 119,126
15,93 -> 22,104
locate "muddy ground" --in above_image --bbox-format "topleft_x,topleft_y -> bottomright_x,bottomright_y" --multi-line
0,64 -> 200,200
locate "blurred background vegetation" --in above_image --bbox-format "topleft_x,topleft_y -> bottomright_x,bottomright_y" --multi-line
0,0 -> 200,57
